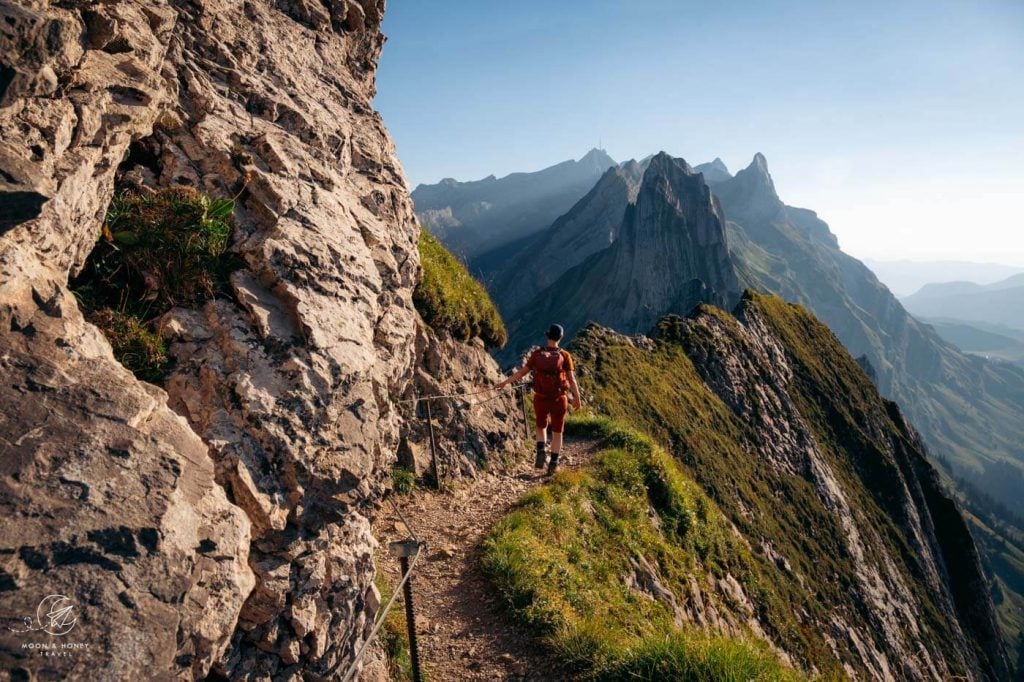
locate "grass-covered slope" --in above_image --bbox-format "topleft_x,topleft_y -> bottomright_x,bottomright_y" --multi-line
415,228 -> 507,348
486,291 -> 1008,680
484,414 -> 802,681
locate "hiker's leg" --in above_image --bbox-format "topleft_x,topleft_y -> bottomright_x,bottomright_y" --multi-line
550,431 -> 563,454
547,396 -> 568,474
533,395 -> 550,468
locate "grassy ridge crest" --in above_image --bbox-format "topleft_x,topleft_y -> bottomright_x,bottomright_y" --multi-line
483,412 -> 804,680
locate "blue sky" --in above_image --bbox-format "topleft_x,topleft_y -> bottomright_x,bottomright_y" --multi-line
375,0 -> 1024,265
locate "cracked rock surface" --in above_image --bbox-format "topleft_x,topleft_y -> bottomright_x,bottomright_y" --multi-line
0,0 -> 488,679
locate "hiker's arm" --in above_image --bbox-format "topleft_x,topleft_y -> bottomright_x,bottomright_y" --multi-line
568,371 -> 582,410
495,365 -> 530,390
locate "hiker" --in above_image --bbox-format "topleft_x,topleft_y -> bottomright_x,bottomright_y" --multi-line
495,324 -> 582,475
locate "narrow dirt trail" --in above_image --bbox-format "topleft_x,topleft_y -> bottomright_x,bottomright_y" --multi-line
372,437 -> 602,681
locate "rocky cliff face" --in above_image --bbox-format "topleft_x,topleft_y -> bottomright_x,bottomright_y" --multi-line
398,320 -> 525,481
0,1 -> 484,679
491,160 -> 642,317
501,152 -> 742,362
573,293 -> 1010,680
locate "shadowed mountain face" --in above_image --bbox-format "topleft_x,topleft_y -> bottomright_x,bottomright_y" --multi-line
921,317 -> 1024,367
411,148 -> 616,259
902,274 -> 1024,332
498,153 -> 742,362
489,160 -> 643,317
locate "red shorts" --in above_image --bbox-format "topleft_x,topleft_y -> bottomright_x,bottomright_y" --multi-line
533,393 -> 569,433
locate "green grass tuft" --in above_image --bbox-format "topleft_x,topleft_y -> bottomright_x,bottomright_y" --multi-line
415,229 -> 507,348
391,467 -> 417,495
71,186 -> 242,382
84,308 -> 170,383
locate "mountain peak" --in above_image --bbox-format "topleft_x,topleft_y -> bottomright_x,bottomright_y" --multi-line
579,147 -> 616,169
709,157 -> 729,173
733,152 -> 779,199
695,157 -> 732,184
745,153 -> 772,180
645,151 -> 694,176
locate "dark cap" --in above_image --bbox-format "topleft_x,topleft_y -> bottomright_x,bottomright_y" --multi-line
546,324 -> 564,341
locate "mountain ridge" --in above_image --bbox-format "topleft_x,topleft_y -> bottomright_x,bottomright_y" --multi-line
500,152 -> 741,360
548,291 -> 1011,679
412,148 -> 617,259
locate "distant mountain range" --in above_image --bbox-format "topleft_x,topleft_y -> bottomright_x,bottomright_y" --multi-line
413,150 -> 1024,660
865,258 -> 1024,297
411,148 -> 617,260
921,317 -> 1024,367
418,149 -> 1024,513
903,273 -> 1024,332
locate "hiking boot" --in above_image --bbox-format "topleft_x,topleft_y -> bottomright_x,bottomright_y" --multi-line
547,452 -> 560,476
534,443 -> 547,469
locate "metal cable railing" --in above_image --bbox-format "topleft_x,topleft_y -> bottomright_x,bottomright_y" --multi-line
336,495 -> 424,682
333,382 -> 532,681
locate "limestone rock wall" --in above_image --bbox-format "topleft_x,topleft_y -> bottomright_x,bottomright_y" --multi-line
0,0 -> 433,679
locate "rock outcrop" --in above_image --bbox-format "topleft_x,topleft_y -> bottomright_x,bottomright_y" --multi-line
0,0 -> 450,679
501,152 -> 742,362
398,320 -> 525,481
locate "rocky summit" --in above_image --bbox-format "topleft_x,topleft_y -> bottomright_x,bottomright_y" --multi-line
501,152 -> 742,362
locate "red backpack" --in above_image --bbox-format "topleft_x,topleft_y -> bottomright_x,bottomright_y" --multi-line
531,348 -> 570,398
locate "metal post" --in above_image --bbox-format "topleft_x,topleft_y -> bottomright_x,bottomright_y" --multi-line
519,384 -> 531,440
390,540 -> 423,682
424,399 -> 442,490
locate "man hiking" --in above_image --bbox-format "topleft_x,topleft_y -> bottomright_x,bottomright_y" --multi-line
496,324 -> 582,475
